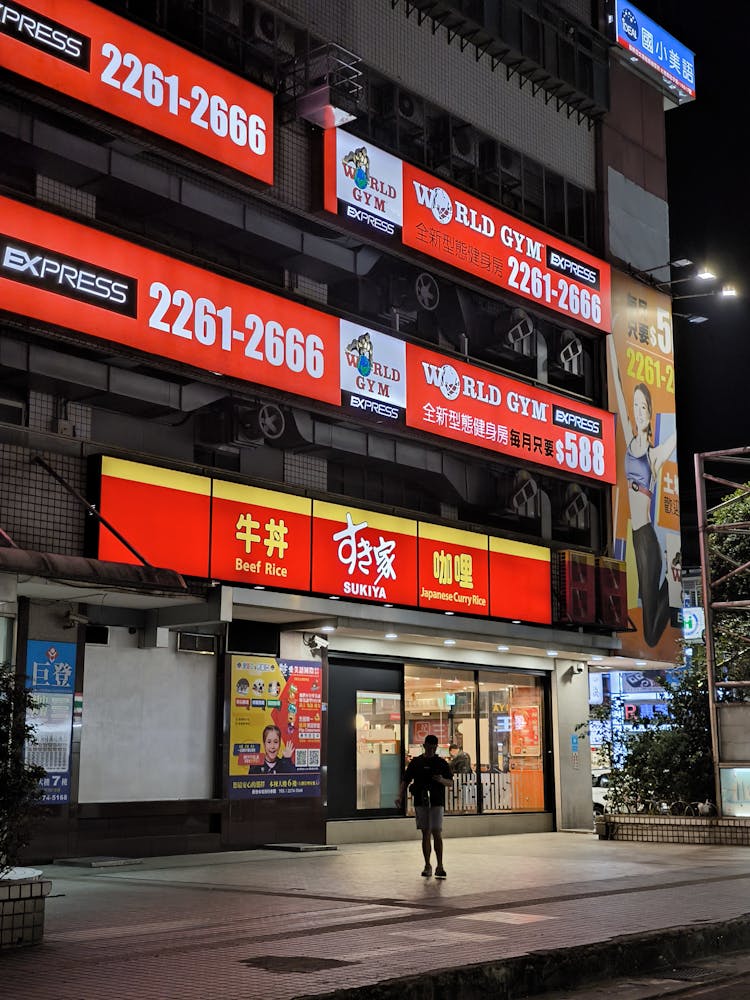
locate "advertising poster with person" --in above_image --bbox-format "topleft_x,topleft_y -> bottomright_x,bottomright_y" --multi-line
25,639 -> 77,804
609,272 -> 683,662
228,655 -> 322,799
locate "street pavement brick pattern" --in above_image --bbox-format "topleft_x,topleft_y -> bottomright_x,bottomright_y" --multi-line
4,832 -> 750,999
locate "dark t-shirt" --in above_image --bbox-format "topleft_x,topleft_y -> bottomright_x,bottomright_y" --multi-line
449,750 -> 472,775
403,752 -> 452,807
249,757 -> 296,775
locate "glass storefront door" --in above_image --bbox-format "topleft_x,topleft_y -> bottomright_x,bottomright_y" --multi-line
356,691 -> 402,809
404,663 -> 547,815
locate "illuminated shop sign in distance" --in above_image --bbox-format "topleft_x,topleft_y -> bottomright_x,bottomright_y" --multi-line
611,1 -> 695,100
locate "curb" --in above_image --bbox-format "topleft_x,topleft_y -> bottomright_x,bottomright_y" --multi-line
296,914 -> 750,1000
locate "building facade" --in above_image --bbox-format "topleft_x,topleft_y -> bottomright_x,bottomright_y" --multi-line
0,0 -> 689,859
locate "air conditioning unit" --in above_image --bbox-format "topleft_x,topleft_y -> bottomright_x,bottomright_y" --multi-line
397,89 -> 424,127
177,632 -> 217,655
553,549 -> 596,625
451,121 -> 478,166
596,557 -> 628,629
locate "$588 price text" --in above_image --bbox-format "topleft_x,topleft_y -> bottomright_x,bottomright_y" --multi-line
554,433 -> 606,477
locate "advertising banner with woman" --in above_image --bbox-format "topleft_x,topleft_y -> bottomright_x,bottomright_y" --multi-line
228,655 -> 322,798
608,272 -> 682,662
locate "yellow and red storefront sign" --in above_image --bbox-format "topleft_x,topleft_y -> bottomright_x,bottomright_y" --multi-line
0,196 -> 341,406
489,538 -> 551,625
0,0 -> 273,182
97,457 -> 211,577
417,523 -> 489,615
311,500 -> 418,605
406,342 -> 616,485
211,481 -> 312,591
95,457 -> 555,626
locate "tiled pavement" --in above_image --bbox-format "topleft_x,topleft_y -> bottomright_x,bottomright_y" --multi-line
4,832 -> 750,999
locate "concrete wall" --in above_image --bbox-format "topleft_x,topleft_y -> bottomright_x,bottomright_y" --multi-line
78,627 -> 216,802
553,658 -> 594,830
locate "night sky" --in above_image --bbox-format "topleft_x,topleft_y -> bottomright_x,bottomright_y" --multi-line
626,3 -> 750,565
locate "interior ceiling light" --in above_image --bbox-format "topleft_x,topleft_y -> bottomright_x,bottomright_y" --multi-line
444,638 -> 456,646
546,649 -> 558,657
687,315 -> 708,324
497,645 -> 510,652
385,632 -> 398,640
321,625 -> 336,633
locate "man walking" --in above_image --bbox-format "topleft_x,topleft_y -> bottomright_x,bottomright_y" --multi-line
395,734 -> 453,878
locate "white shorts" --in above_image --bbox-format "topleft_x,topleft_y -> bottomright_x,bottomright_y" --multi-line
414,805 -> 444,832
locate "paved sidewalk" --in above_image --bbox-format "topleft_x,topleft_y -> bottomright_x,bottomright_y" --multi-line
4,832 -> 750,999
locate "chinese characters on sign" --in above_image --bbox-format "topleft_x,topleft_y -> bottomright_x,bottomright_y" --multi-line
613,1 -> 696,100
405,343 -> 616,484
228,656 -> 322,799
96,456 -> 556,625
25,640 -> 77,804
609,272 -> 682,661
324,128 -> 612,332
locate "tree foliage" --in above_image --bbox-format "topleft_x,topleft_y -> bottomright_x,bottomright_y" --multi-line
590,648 -> 714,812
706,483 -> 750,698
0,661 -> 46,874
588,480 -> 750,812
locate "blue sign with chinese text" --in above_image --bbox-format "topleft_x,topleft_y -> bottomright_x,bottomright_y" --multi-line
614,2 -> 696,99
26,640 -> 77,805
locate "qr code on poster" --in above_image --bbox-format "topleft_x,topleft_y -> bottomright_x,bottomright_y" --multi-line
295,749 -> 320,768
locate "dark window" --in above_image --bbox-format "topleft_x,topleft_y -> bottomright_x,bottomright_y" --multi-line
545,171 -> 566,235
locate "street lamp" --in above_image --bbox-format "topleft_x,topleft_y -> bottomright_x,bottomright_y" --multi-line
671,283 -> 739,325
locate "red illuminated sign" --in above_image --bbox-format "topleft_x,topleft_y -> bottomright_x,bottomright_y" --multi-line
323,129 -> 611,333
310,500 -> 418,606
417,524 -> 489,616
0,0 -> 273,182
489,538 -> 551,625
0,196 -> 340,406
210,481 -> 312,590
96,458 -> 555,625
402,163 -> 610,332
406,343 -> 616,484
97,458 -> 211,577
